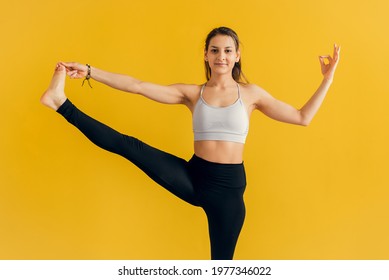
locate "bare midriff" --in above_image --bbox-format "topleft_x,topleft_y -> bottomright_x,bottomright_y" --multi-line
194,140 -> 245,164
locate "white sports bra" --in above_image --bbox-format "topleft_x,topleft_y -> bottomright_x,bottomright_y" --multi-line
192,84 -> 249,144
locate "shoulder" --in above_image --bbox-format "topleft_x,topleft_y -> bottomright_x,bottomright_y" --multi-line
170,83 -> 202,99
239,83 -> 270,105
240,83 -> 267,95
169,83 -> 203,109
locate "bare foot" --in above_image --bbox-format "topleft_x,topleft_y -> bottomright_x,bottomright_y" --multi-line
40,64 -> 68,111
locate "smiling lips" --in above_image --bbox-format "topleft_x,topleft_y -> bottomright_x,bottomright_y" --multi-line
214,63 -> 228,66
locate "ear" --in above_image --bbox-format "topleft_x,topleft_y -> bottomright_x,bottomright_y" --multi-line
204,50 -> 208,62
236,50 -> 241,62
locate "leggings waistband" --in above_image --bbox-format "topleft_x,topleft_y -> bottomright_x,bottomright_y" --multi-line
191,154 -> 244,166
189,154 -> 246,189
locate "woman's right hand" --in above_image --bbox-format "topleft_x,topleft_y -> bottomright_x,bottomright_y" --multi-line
60,62 -> 88,79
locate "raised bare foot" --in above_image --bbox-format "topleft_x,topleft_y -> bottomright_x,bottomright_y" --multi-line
40,64 -> 68,111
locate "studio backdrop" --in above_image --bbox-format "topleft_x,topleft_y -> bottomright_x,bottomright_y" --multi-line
1,0 -> 388,259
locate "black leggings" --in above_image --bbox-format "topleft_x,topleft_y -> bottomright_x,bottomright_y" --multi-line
57,99 -> 246,260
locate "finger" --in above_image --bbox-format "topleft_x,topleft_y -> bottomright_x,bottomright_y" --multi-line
59,62 -> 71,68
61,61 -> 79,70
319,56 -> 326,66
70,72 -> 79,78
336,45 -> 341,60
333,44 -> 341,59
319,55 -> 332,65
334,43 -> 341,52
333,44 -> 338,58
67,70 -> 79,77
60,61 -> 76,67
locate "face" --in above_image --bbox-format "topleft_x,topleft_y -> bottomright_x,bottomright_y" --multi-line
205,35 -> 240,77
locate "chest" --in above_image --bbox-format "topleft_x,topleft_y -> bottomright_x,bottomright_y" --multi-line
193,98 -> 249,134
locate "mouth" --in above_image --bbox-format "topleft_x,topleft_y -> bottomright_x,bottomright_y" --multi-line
214,63 -> 228,66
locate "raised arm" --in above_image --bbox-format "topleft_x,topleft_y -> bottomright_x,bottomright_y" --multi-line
254,44 -> 341,126
60,62 -> 188,105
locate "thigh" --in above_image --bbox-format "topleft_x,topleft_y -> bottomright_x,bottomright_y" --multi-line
121,136 -> 200,206
202,189 -> 246,260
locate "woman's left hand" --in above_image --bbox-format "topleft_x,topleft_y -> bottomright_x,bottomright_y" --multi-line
319,44 -> 341,82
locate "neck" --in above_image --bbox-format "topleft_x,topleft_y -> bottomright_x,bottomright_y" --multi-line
207,75 -> 237,87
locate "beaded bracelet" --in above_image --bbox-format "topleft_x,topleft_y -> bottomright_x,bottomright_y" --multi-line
82,64 -> 93,88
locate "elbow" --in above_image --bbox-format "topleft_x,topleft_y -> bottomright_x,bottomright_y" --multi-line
300,118 -> 311,126
131,81 -> 143,94
300,121 -> 310,127
298,112 -> 311,127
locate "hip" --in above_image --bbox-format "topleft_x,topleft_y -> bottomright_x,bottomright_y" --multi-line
188,154 -> 246,190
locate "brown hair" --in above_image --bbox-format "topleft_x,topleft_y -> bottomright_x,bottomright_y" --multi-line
204,27 -> 248,84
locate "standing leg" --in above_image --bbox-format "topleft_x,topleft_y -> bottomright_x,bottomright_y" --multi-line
204,191 -> 245,260
188,155 -> 247,260
41,64 -> 199,206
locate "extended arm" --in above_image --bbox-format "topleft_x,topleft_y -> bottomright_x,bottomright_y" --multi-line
60,62 -> 187,105
255,44 -> 340,126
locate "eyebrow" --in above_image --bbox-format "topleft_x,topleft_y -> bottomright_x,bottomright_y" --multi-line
210,46 -> 233,49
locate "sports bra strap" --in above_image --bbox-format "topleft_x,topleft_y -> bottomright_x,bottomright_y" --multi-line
200,84 -> 206,96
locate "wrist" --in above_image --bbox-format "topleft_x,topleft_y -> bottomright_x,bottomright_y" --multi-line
322,76 -> 333,84
86,64 -> 91,79
82,64 -> 93,88
89,65 -> 99,80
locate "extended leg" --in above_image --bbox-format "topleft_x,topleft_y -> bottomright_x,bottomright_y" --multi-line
41,65 -> 198,206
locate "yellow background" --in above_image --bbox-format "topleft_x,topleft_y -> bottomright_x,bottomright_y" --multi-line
1,0 -> 388,259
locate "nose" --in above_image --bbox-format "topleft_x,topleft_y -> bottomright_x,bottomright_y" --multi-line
217,52 -> 226,61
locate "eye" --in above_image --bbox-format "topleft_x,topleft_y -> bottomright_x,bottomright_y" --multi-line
225,49 -> 232,53
211,49 -> 218,53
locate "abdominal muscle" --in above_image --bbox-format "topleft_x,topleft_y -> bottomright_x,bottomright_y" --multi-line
194,140 -> 245,164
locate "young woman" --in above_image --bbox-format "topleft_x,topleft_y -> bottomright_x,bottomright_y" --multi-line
40,27 -> 340,259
